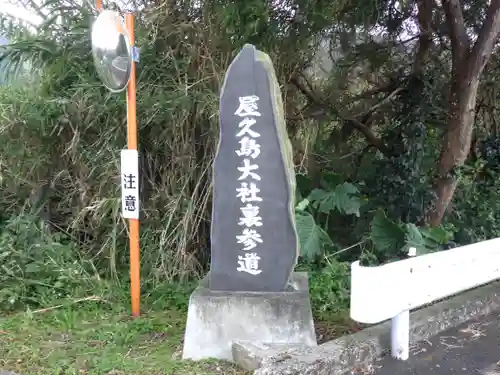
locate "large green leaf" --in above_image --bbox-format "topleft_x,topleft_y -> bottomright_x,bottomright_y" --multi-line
402,223 -> 428,255
308,189 -> 330,210
295,212 -> 333,261
370,210 -> 405,254
403,223 -> 455,255
334,182 -> 362,216
369,214 -> 452,264
419,226 -> 454,245
308,182 -> 362,216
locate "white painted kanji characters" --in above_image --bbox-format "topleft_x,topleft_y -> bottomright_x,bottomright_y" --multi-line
236,182 -> 262,203
236,117 -> 261,138
234,95 -> 261,117
234,95 -> 265,271
235,136 -> 261,159
237,252 -> 262,275
237,158 -> 261,181
238,204 -> 263,227
236,228 -> 263,250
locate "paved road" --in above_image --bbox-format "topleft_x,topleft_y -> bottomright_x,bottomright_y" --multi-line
372,311 -> 500,375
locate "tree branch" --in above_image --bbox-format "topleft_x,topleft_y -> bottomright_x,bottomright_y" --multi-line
441,0 -> 469,67
289,75 -> 391,156
413,0 -> 435,75
352,88 -> 404,118
345,79 -> 401,104
291,74 -> 319,103
468,0 -> 500,79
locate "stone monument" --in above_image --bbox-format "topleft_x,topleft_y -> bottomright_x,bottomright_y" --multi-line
182,44 -> 316,362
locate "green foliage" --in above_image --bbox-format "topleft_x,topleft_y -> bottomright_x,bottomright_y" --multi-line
294,167 -> 455,267
295,173 -> 363,260
142,281 -> 196,312
308,182 -> 362,216
480,137 -> 500,171
363,77 -> 438,223
306,261 -> 351,318
296,209 -> 334,261
361,210 -> 454,265
0,215 -> 97,311
451,168 -> 500,244
369,210 -> 405,257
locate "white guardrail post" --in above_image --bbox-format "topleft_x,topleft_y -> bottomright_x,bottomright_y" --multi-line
391,246 -> 416,360
391,308 -> 410,360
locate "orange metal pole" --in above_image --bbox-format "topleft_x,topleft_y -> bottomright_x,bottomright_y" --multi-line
125,13 -> 140,318
95,0 -> 103,11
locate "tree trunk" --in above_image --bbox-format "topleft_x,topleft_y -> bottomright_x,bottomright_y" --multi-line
428,0 -> 500,226
429,73 -> 478,226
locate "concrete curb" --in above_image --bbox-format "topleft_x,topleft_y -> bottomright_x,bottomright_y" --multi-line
233,281 -> 500,375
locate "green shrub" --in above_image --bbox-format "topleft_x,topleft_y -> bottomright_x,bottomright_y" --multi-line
0,215 -> 97,311
306,261 -> 351,319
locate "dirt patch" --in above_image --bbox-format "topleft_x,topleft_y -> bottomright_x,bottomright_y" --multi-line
315,318 -> 366,344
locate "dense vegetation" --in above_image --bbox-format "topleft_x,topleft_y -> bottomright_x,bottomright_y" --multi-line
1,0 -> 500,324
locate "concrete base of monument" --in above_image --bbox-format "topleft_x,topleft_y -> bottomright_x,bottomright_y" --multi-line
181,271 -> 317,361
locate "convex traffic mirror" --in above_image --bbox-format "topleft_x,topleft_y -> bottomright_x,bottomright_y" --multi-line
91,10 -> 132,92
